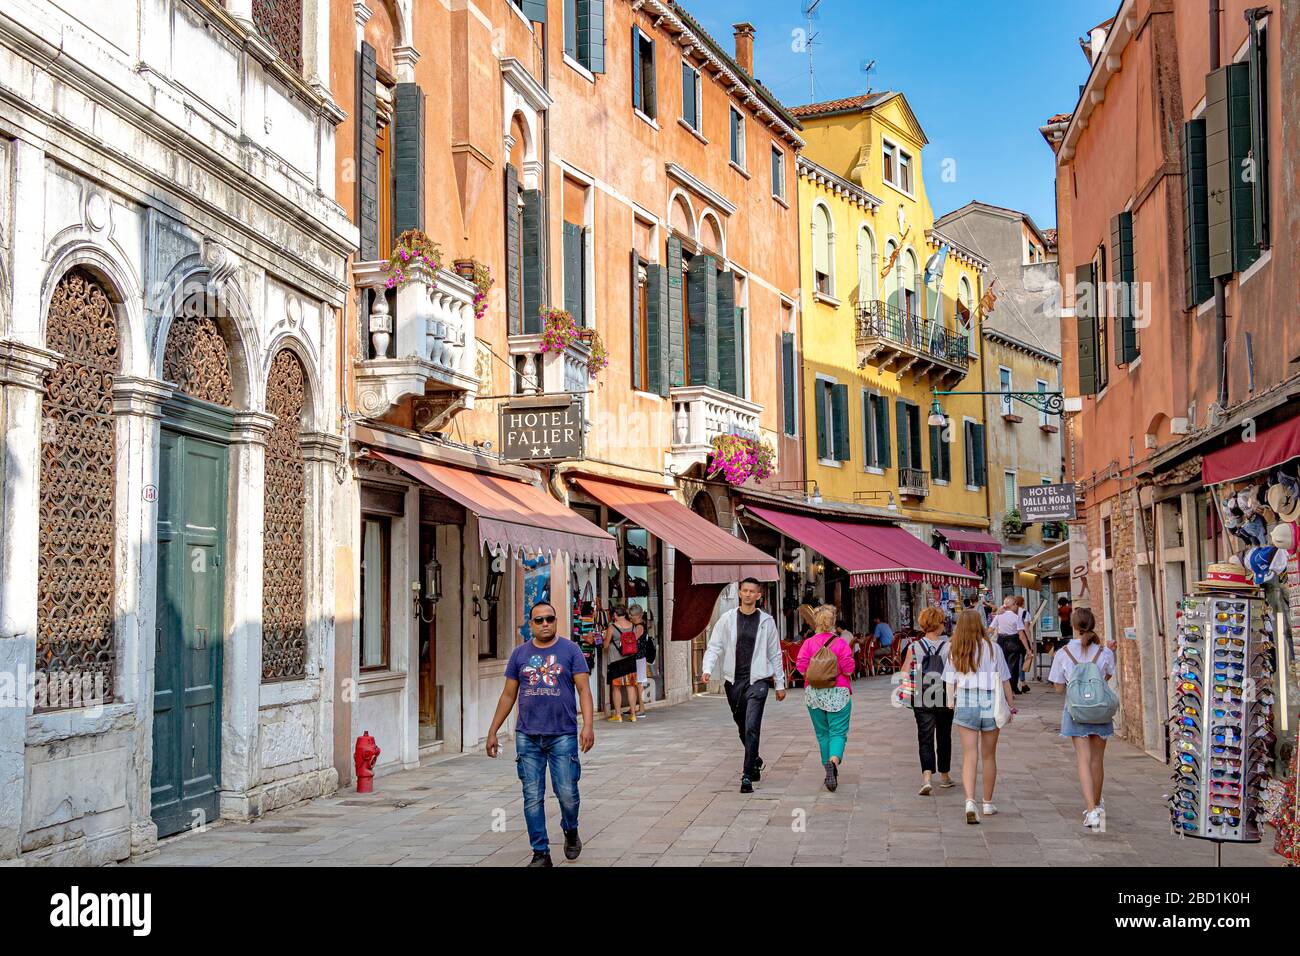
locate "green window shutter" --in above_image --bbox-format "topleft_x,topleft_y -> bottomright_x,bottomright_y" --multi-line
393,83 -> 425,239
563,221 -> 583,319
645,35 -> 656,117
521,189 -> 546,334
832,384 -> 850,461
715,270 -> 737,395
631,26 -> 642,111
815,381 -> 829,460
909,405 -> 922,469
666,236 -> 684,386
681,63 -> 696,128
645,262 -> 669,396
1075,263 -> 1098,395
1182,119 -> 1212,308
939,425 -> 951,481
862,392 -> 873,468
964,421 -> 974,486
504,164 -> 522,335
895,399 -> 910,473
686,254 -> 717,388
781,333 -> 795,434
1225,62 -> 1258,273
1109,212 -> 1136,365
564,0 -> 578,59
874,395 -> 891,469
1206,66 -> 1234,277
929,422 -> 940,478
735,308 -> 746,398
357,42 -> 378,261
630,253 -> 643,392
578,0 -> 605,73
973,423 -> 987,486
519,0 -> 548,23
1246,15 -> 1269,251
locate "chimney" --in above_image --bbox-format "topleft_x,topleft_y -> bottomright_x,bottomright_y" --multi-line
733,22 -> 756,75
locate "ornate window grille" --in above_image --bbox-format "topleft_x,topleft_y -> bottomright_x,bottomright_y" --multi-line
262,349 -> 307,681
252,0 -> 304,74
38,270 -> 120,705
163,315 -> 234,407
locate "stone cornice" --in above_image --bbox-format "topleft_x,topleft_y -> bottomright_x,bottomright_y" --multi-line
231,410 -> 278,445
112,376 -> 174,417
0,340 -> 58,390
665,163 -> 737,216
500,58 -> 553,112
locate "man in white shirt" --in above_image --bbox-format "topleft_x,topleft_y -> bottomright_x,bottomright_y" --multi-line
989,598 -> 1032,696
702,578 -> 786,793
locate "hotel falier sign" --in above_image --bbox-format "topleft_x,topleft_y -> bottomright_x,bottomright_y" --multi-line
499,394 -> 584,463
1018,483 -> 1077,522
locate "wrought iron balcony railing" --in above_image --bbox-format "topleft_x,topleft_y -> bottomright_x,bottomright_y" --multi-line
854,300 -> 972,386
898,466 -> 929,499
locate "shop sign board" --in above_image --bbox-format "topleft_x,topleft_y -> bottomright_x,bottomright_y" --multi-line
499,394 -> 584,463
1019,483 -> 1077,522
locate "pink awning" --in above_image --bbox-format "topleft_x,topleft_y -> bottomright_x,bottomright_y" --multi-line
745,506 -> 979,588
372,451 -> 617,566
1202,415 -> 1300,484
936,527 -> 1003,553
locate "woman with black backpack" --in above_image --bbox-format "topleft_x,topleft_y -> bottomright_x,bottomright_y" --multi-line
900,607 -> 955,796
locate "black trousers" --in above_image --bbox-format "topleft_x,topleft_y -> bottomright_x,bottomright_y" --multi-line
724,678 -> 770,777
913,706 -> 954,774
998,636 -> 1025,691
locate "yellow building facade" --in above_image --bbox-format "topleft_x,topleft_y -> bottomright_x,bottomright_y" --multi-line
791,93 -> 993,561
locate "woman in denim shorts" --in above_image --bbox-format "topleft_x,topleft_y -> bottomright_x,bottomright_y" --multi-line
942,610 -> 1015,825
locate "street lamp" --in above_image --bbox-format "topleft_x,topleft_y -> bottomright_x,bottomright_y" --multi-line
928,396 -> 946,427
928,386 -> 1063,422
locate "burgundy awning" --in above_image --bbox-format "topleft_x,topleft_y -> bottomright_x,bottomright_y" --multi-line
572,477 -> 778,584
936,527 -> 1003,553
372,451 -> 617,566
1202,415 -> 1300,484
745,506 -> 979,587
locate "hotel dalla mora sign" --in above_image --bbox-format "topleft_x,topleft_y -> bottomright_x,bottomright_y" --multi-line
499,395 -> 585,463
1018,483 -> 1077,522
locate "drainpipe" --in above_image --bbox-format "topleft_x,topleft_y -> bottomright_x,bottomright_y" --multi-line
1211,0 -> 1228,409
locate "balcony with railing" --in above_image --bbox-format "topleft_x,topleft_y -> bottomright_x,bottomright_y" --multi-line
508,332 -> 594,433
669,385 -> 767,473
855,300 -> 972,387
898,466 -> 929,499
353,260 -> 479,418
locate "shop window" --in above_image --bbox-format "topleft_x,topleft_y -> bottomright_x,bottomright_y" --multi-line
360,516 -> 391,670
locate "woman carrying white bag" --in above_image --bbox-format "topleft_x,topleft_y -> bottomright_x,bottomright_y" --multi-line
942,609 -> 1017,825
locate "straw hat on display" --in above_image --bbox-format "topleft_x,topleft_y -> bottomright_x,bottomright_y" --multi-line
1269,471 -> 1300,523
1196,561 -> 1261,592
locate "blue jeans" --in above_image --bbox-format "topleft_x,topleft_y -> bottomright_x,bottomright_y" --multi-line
515,732 -> 581,853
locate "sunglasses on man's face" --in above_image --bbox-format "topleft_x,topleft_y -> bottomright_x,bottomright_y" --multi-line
531,615 -> 557,624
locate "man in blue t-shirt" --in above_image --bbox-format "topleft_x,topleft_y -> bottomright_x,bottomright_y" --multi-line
872,617 -> 894,648
487,600 -> 594,867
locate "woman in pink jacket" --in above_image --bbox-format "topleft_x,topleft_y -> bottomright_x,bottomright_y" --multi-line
796,605 -> 856,792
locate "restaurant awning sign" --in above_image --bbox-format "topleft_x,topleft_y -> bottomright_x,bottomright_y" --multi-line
499,394 -> 584,463
1019,483 -> 1077,522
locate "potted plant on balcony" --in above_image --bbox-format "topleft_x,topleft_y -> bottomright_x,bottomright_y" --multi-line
1041,520 -> 1067,541
1002,508 -> 1025,539
470,261 -> 492,321
584,329 -> 609,379
385,229 -> 442,289
707,433 -> 775,487
539,307 -> 579,352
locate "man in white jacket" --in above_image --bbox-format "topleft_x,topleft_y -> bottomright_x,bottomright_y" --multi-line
701,578 -> 786,793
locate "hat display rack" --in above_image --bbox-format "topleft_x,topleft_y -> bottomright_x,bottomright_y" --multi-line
1197,463 -> 1300,864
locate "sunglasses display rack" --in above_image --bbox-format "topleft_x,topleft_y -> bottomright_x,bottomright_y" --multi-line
1169,592 -> 1278,846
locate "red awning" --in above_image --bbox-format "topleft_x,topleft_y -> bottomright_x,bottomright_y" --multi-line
372,451 -> 617,566
572,477 -> 778,584
936,527 -> 1003,553
745,505 -> 980,588
1202,415 -> 1300,484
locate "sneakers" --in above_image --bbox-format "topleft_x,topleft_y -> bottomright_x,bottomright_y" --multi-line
606,714 -> 622,722
965,800 -> 980,825
982,802 -> 998,816
528,851 -> 553,867
1084,808 -> 1103,831
937,775 -> 956,789
918,778 -> 933,796
740,775 -> 754,794
627,712 -> 637,722
563,829 -> 582,861
824,760 -> 838,792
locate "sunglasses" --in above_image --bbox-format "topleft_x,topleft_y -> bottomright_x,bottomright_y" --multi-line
1215,635 -> 1246,645
1213,649 -> 1244,660
1171,716 -> 1202,729
1215,612 -> 1246,623
1171,809 -> 1198,822
1173,764 -> 1199,777
1210,780 -> 1242,792
1213,661 -> 1246,672
1182,626 -> 1205,636
1176,682 -> 1200,694
1210,768 -> 1242,780
1173,820 -> 1199,833
1212,708 -> 1243,719
1213,601 -> 1247,611
1212,744 -> 1243,756
1177,647 -> 1203,660
1176,753 -> 1200,766
531,615 -> 557,624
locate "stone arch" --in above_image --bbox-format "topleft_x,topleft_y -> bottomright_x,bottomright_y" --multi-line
691,489 -> 719,525
263,330 -> 325,433
900,246 -> 920,316
261,348 -> 309,682
856,222 -> 876,304
37,266 -> 125,699
508,111 -> 530,171
668,189 -> 696,240
41,240 -> 146,379
698,209 -> 725,258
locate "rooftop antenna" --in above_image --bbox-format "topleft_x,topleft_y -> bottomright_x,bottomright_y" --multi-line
861,58 -> 876,95
802,0 -> 821,99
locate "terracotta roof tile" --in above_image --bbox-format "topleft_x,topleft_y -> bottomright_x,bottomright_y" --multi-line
789,92 -> 893,118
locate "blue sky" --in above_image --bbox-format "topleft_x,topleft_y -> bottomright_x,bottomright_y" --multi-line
690,0 -> 1120,228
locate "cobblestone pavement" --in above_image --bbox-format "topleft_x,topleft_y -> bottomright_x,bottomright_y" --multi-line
127,674 -> 1283,867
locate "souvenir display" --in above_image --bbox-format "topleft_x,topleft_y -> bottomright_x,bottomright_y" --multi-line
1166,587 -> 1276,844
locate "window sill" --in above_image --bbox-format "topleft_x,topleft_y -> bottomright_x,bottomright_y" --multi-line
677,117 -> 708,143
813,291 -> 840,308
772,193 -> 789,209
1126,354 -> 1142,374
564,54 -> 596,84
633,388 -> 665,401
966,485 -> 981,493
1195,296 -> 1216,317
883,179 -> 917,202
865,465 -> 884,476
1240,248 -> 1272,286
634,108 -> 660,131
509,3 -> 537,30
933,478 -> 950,487
818,459 -> 843,469
729,160 -> 750,179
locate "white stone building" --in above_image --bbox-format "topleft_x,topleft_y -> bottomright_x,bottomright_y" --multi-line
0,0 -> 353,864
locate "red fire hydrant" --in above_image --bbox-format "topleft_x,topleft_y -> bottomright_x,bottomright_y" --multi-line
354,731 -> 380,793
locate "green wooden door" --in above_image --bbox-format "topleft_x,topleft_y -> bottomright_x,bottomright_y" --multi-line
152,427 -> 227,838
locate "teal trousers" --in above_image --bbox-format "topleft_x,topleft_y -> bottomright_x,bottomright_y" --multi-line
808,700 -> 852,764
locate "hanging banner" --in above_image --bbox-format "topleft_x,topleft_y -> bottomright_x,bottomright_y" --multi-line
1019,483 -> 1078,522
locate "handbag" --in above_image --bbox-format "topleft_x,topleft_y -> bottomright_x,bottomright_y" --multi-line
993,684 -> 1013,728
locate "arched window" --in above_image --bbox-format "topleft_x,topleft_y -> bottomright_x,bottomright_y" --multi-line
857,225 -> 876,305
38,269 -> 121,702
163,313 -> 234,407
958,275 -> 975,354
262,349 -> 308,681
884,239 -> 899,310
901,249 -> 919,318
812,203 -> 834,296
